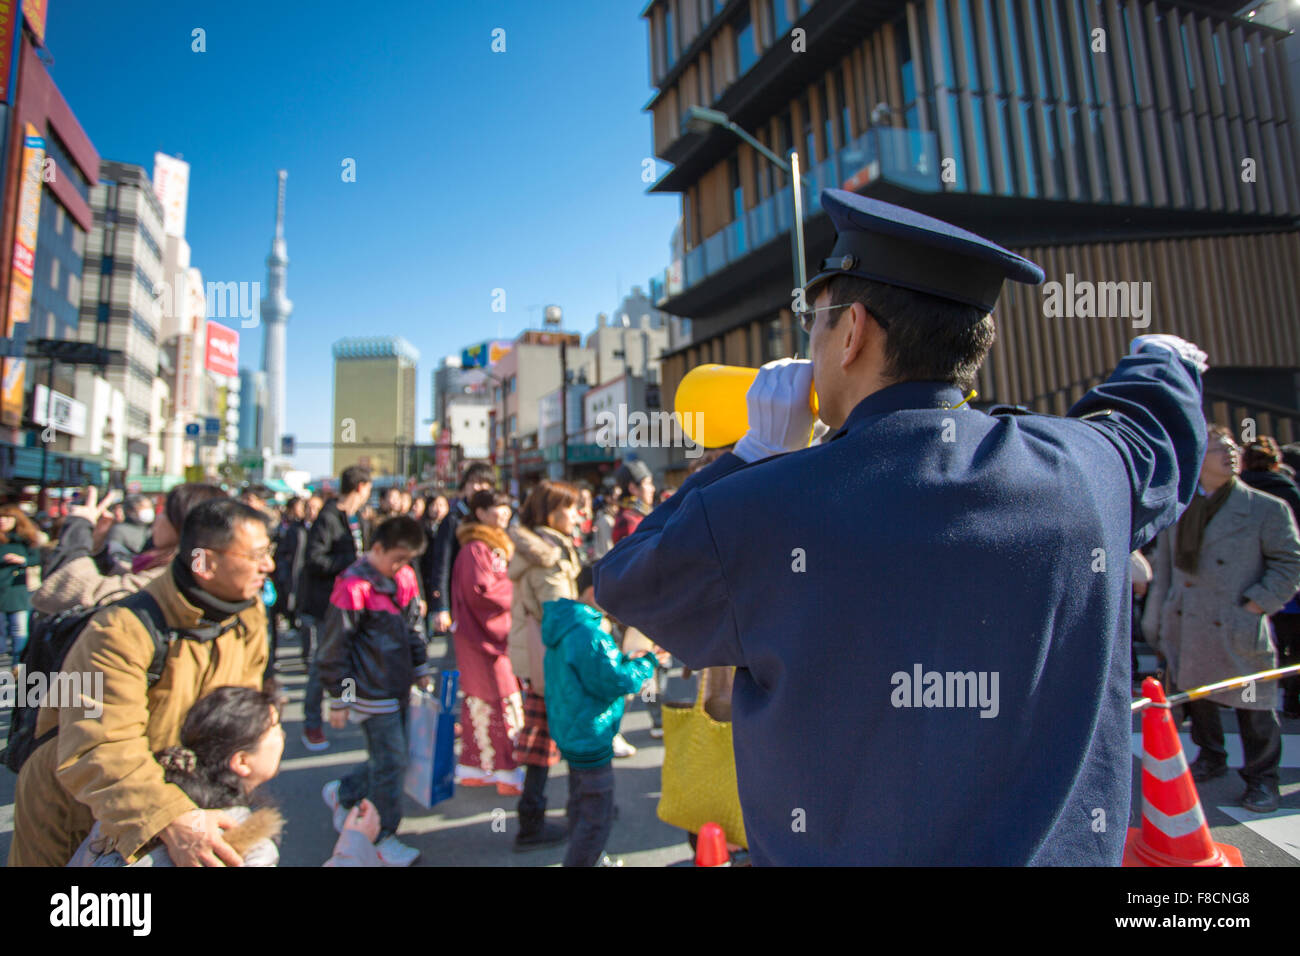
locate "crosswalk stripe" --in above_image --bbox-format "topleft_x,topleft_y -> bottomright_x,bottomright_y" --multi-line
1216,806 -> 1300,862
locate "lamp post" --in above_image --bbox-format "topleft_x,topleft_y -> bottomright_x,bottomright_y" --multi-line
682,106 -> 813,355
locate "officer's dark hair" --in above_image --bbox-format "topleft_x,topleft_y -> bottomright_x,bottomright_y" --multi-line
370,515 -> 426,553
459,463 -> 497,492
824,276 -> 994,391
180,498 -> 272,559
340,465 -> 372,495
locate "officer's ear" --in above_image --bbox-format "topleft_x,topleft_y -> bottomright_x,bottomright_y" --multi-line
839,301 -> 878,371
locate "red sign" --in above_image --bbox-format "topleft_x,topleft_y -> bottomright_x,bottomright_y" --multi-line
0,1 -> 15,102
204,322 -> 239,377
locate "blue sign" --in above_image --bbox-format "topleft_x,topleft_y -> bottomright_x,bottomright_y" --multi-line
280,435 -> 295,456
185,422 -> 201,438
204,417 -> 221,435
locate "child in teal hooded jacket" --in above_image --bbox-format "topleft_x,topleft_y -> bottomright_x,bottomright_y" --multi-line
542,566 -> 657,865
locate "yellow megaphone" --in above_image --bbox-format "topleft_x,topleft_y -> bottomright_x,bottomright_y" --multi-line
674,364 -> 819,449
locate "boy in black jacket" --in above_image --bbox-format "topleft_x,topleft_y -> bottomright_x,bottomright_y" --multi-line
300,465 -> 372,751
317,516 -> 430,867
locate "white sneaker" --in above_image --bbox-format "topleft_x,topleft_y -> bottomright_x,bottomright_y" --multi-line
612,733 -> 636,758
321,780 -> 347,833
375,835 -> 420,867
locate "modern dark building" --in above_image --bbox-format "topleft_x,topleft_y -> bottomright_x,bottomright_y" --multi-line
0,12 -> 104,491
645,0 -> 1300,483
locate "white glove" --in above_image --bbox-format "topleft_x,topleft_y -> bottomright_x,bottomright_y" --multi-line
732,359 -> 817,463
1130,334 -> 1208,373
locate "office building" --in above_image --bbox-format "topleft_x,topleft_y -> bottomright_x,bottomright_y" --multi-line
645,0 -> 1300,486
331,336 -> 419,477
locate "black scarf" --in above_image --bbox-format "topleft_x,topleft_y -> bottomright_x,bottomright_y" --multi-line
171,559 -> 258,635
1174,478 -> 1235,574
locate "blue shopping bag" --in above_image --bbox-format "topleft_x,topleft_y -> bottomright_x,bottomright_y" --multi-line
403,669 -> 459,808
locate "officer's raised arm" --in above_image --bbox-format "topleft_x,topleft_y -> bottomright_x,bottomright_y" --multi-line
594,360 -> 818,668
1067,334 -> 1208,551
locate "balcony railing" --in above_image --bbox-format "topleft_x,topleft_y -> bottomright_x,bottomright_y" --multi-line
660,127 -> 941,297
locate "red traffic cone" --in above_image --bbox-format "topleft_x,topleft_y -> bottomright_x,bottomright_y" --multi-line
1123,677 -> 1243,867
695,822 -> 731,867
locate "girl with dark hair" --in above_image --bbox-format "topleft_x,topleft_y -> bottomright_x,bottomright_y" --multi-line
505,479 -> 583,849
0,504 -> 42,661
35,482 -> 228,615
450,489 -> 523,794
68,685 -> 286,866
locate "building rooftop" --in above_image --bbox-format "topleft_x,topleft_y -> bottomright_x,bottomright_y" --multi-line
332,336 -> 420,363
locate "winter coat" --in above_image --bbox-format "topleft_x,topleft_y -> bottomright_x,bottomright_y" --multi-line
8,563 -> 268,867
104,520 -> 150,574
611,500 -> 651,545
272,519 -> 308,614
32,516 -> 167,616
592,511 -> 616,560
303,500 -> 363,619
68,805 -> 283,867
317,558 -> 428,715
427,498 -> 471,614
0,538 -> 39,613
1240,469 -> 1300,526
540,598 -> 655,768
507,525 -> 581,693
450,523 -> 517,701
1143,479 -> 1300,708
416,518 -> 442,601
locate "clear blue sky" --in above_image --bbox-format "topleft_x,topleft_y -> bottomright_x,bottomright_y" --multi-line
45,0 -> 680,478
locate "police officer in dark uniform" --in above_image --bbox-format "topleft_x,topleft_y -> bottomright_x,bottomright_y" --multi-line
594,190 -> 1207,865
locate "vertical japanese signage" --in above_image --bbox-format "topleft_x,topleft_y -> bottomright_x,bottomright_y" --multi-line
3,125 -> 45,426
152,152 -> 189,238
0,0 -> 15,103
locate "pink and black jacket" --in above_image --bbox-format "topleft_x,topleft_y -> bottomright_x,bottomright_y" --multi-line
317,557 -> 430,716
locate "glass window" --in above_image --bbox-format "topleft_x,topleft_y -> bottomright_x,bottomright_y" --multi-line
931,0 -> 954,86
1024,0 -> 1054,99
1180,23 -> 1196,91
970,96 -> 992,193
730,154 -> 744,218
1089,108 -> 1111,201
1050,0 -> 1080,103
72,225 -> 85,258
1018,101 -> 1040,197
798,0 -> 812,14
1075,0 -> 1100,103
984,0 -> 1008,94
957,0 -> 981,92
54,203 -> 65,235
899,24 -> 916,107
769,0 -> 791,41
1211,31 -> 1225,87
946,92 -> 968,190
1001,0 -> 1026,95
819,79 -> 833,151
1121,5 -> 1143,105
735,8 -> 758,75
836,70 -> 851,143
993,98 -> 1015,193
68,271 -> 80,307
50,256 -> 60,291
665,5 -> 676,69
800,92 -> 815,164
1041,103 -> 1065,197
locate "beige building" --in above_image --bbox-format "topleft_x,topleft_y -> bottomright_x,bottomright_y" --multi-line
331,336 -> 419,477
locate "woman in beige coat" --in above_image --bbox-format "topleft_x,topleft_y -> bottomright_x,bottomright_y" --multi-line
506,480 -> 582,850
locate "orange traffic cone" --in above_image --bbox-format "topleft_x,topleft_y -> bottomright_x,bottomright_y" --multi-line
1123,677 -> 1243,867
695,822 -> 731,867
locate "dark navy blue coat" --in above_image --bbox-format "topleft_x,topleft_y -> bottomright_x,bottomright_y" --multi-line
594,349 -> 1205,865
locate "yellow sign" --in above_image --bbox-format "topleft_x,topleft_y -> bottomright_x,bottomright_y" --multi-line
3,125 -> 45,427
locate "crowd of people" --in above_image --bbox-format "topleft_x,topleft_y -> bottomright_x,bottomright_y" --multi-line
1,458 -> 679,867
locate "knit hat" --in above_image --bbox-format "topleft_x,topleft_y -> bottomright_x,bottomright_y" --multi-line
615,459 -> 651,490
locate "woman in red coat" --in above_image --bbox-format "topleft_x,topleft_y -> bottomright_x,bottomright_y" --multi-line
451,489 -> 524,795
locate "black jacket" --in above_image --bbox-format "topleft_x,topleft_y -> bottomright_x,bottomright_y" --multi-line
316,557 -> 429,712
1240,469 -> 1300,527
272,519 -> 309,614
303,501 -> 362,619
426,499 -> 471,614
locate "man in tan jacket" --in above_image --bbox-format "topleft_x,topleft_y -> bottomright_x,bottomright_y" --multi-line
9,498 -> 274,867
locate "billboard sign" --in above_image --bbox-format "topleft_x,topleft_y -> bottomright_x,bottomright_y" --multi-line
21,0 -> 45,45
152,152 -> 190,238
461,340 -> 510,369
204,322 -> 239,377
2,126 -> 44,427
33,385 -> 86,437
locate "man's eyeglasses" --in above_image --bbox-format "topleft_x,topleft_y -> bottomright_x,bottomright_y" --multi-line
793,301 -> 891,334
215,545 -> 276,563
794,302 -> 847,334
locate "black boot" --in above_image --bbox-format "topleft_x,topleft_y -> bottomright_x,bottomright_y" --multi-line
513,810 -> 568,852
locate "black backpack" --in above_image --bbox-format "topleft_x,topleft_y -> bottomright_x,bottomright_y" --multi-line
2,590 -> 180,773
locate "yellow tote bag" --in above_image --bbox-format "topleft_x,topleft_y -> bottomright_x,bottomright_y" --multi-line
656,668 -> 747,848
